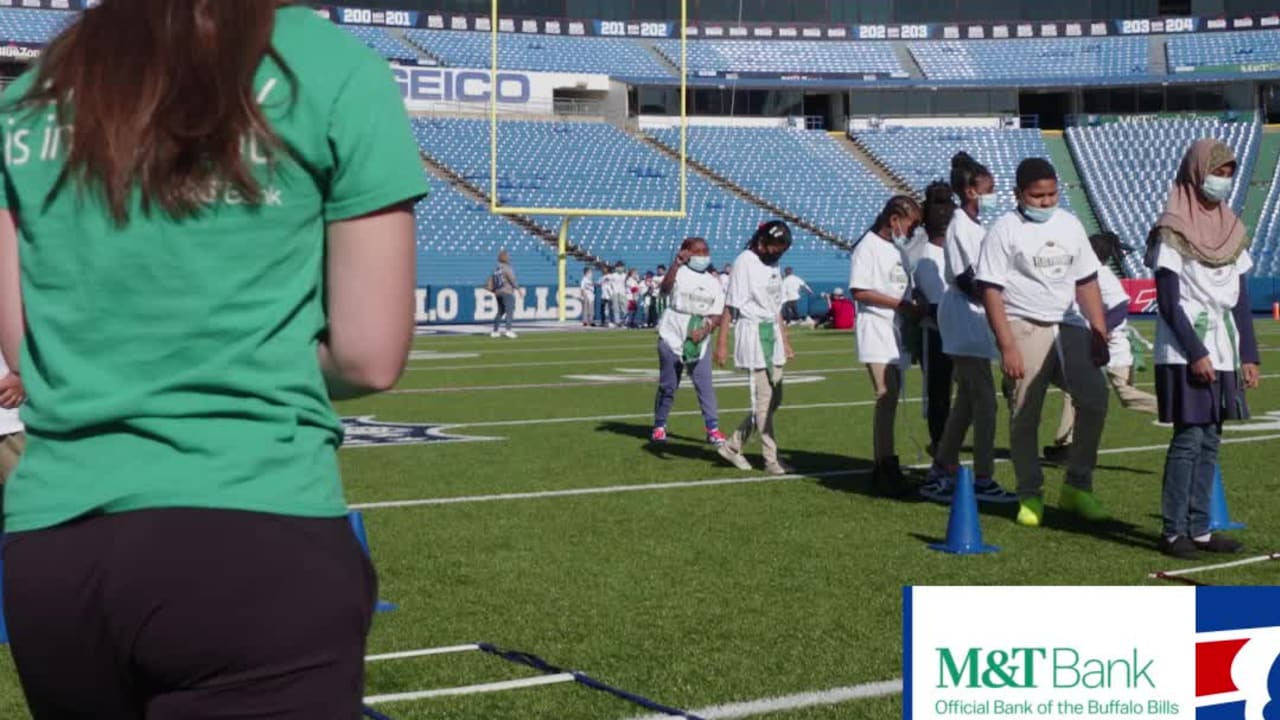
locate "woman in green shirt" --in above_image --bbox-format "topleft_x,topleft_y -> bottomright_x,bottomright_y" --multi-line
0,1 -> 428,717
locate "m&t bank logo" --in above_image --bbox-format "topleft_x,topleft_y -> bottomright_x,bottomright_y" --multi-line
937,648 -> 1155,689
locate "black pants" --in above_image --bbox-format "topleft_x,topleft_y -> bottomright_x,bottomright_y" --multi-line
3,509 -> 376,720
923,327 -> 953,447
782,301 -> 800,323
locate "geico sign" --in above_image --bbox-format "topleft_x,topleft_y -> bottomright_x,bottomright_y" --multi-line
393,67 -> 532,104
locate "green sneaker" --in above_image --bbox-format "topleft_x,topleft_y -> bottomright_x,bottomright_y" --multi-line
1060,486 -> 1109,521
1016,497 -> 1044,527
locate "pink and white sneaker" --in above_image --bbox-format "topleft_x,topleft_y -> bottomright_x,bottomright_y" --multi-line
706,428 -> 727,446
651,427 -> 668,443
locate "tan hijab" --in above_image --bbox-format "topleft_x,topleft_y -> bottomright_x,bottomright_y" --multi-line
1155,138 -> 1248,267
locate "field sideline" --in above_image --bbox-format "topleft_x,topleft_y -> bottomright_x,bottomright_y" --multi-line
3,321 -> 1280,719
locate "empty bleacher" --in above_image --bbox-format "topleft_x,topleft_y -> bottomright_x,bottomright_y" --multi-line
653,39 -> 903,77
909,37 -> 1148,80
851,126 -> 1071,226
1066,115 -> 1260,278
647,126 -> 891,241
403,30 -> 674,78
1167,30 -> 1280,73
1250,158 -> 1280,277
0,7 -> 71,45
412,117 -> 849,284
342,25 -> 422,63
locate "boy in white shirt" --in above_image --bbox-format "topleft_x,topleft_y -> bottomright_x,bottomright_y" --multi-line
851,195 -> 927,496
780,268 -> 812,325
652,238 -> 727,447
714,222 -> 794,475
579,268 -> 596,327
1048,232 -> 1158,460
977,158 -> 1112,528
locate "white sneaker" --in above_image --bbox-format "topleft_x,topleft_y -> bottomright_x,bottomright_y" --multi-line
504,331 -> 519,339
717,445 -> 753,471
489,331 -> 501,338
764,461 -> 794,476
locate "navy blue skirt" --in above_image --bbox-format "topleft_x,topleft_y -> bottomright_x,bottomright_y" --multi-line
1155,364 -> 1250,426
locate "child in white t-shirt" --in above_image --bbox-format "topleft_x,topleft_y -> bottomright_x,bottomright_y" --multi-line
850,195 -> 926,496
714,221 -> 794,476
976,157 -> 1112,528
652,238 -> 727,447
579,269 -> 597,327
1148,139 -> 1259,560
1048,232 -> 1158,460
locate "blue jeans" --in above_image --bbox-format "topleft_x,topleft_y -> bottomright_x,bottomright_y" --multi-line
653,342 -> 718,430
1161,423 -> 1219,539
494,294 -> 514,333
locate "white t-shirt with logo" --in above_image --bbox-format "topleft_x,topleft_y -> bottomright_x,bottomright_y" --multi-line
727,250 -> 786,370
975,209 -> 1100,328
1154,243 -> 1253,372
1096,264 -> 1134,369
939,212 -> 997,360
850,231 -> 912,365
658,267 -> 725,360
781,274 -> 808,302
580,274 -> 595,299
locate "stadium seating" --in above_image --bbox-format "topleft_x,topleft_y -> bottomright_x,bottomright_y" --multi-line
412,117 -> 850,284
1250,160 -> 1280,277
653,39 -> 903,77
0,8 -> 71,44
909,37 -> 1148,80
1166,30 -> 1280,72
417,178 -> 580,288
851,126 -> 1071,226
647,126 -> 891,242
342,25 -> 422,63
1066,116 -> 1260,278
403,30 -> 674,78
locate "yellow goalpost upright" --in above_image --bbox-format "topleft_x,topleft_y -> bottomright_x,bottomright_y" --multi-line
488,0 -> 689,320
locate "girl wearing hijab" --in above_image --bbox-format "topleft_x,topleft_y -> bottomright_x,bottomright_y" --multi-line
652,237 -> 727,446
850,195 -> 925,496
922,153 -> 1016,504
976,158 -> 1112,528
0,1 -> 427,713
714,221 -> 794,475
1148,139 -> 1259,560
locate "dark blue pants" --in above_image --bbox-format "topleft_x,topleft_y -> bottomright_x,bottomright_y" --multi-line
493,294 -> 514,333
1161,423 -> 1219,539
654,342 -> 718,430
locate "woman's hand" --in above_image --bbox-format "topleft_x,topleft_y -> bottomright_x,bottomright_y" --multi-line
1243,362 -> 1261,390
1190,356 -> 1216,386
0,372 -> 26,409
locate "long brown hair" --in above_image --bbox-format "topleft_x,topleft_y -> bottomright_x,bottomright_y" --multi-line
20,0 -> 291,225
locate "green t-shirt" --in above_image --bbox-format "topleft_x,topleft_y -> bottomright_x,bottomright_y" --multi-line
0,7 -> 429,533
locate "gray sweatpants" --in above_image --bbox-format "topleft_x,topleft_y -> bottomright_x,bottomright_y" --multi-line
654,343 -> 719,430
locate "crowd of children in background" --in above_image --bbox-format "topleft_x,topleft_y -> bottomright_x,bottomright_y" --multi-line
615,137 -> 1258,560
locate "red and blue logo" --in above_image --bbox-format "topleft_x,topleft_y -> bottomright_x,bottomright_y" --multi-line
1196,587 -> 1280,720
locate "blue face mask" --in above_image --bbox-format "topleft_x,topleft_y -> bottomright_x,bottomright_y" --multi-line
1202,175 -> 1233,203
1021,205 -> 1057,224
687,255 -> 711,273
979,194 -> 998,212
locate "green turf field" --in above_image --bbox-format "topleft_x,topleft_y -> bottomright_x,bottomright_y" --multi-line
3,320 -> 1280,719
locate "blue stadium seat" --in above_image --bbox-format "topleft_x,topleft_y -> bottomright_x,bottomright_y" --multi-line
851,126 -> 1070,226
1167,30 -> 1280,72
654,39 -> 903,77
403,30 -> 674,78
342,25 -> 422,63
1248,158 -> 1280,277
0,8 -> 72,44
910,37 -> 1148,80
647,126 -> 891,242
412,117 -> 848,285
1066,116 -> 1261,278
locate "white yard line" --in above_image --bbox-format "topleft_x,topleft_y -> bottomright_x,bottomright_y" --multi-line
366,645 -> 481,663
403,348 -> 860,373
624,679 -> 904,720
363,673 -> 577,705
348,433 -> 1280,511
391,369 -> 859,394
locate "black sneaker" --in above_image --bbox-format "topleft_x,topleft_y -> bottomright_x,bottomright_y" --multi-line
1158,536 -> 1199,560
1194,535 -> 1244,554
1042,444 -> 1071,463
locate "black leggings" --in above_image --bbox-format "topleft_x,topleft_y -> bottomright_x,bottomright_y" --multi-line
3,508 -> 376,720
923,327 -> 953,447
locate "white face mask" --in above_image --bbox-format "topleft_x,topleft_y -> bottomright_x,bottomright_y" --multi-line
687,255 -> 711,272
978,194 -> 998,212
1202,175 -> 1233,203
